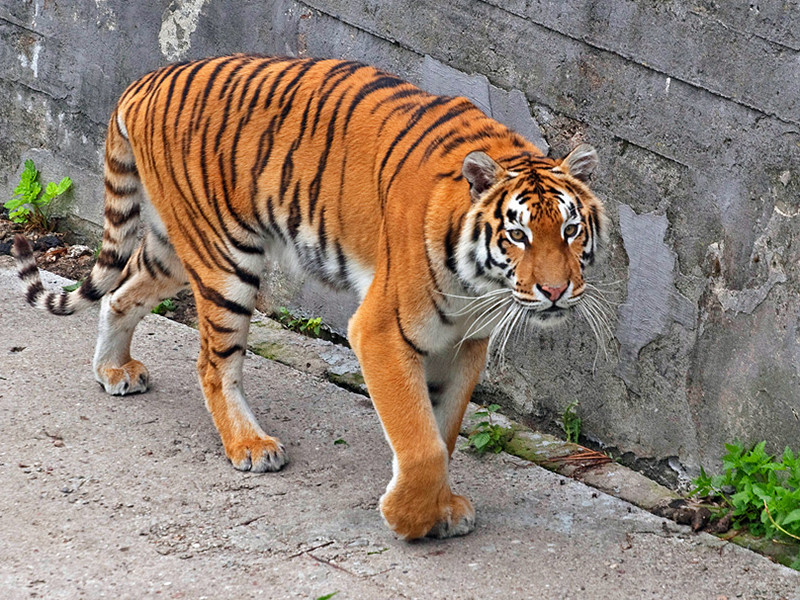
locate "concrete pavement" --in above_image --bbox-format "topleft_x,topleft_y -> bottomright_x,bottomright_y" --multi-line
1,262 -> 798,600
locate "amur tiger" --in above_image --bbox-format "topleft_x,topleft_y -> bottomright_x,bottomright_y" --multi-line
13,54 -> 607,540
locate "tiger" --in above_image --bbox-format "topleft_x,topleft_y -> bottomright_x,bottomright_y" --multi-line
13,54 -> 606,540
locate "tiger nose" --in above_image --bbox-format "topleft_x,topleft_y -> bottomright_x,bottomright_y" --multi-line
538,283 -> 568,302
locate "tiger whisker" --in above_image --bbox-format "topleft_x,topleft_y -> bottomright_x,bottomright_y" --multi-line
577,304 -> 607,374
584,283 -> 623,307
447,291 -> 512,318
487,304 -> 521,367
582,295 -> 616,340
585,277 -> 627,288
454,297 -> 512,351
498,305 -> 526,361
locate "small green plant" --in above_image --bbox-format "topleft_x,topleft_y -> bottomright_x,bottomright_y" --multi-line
333,438 -> 348,446
277,306 -> 322,337
151,298 -> 178,315
561,400 -> 582,443
314,593 -> 338,600
4,159 -> 72,229
467,404 -> 509,454
62,280 -> 83,292
691,441 -> 800,569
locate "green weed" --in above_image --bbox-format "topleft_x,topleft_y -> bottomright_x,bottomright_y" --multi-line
691,441 -> 800,569
561,400 -> 582,443
62,280 -> 82,292
4,159 -> 72,229
151,298 -> 178,315
467,404 -> 509,454
277,306 -> 322,337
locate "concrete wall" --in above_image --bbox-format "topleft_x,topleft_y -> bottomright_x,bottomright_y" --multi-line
2,0 -> 798,485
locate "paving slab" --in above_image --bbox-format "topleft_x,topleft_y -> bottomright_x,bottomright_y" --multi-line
0,263 -> 798,600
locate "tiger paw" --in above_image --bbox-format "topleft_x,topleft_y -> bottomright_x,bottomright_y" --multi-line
380,485 -> 475,540
225,435 -> 288,473
425,493 -> 476,539
95,359 -> 150,395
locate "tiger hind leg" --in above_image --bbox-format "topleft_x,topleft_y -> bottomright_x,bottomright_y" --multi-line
93,229 -> 188,395
188,261 -> 288,473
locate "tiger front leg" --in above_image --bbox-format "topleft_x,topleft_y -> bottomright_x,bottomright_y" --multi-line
349,304 -> 475,540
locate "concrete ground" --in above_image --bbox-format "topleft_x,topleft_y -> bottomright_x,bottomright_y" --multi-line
0,263 -> 798,600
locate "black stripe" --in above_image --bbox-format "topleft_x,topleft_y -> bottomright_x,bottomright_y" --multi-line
105,155 -> 138,176
213,59 -> 251,153
96,249 -> 129,271
186,265 -> 251,316
279,138 -> 298,202
395,308 -> 428,356
277,58 -> 317,109
262,60 -> 295,113
265,196 -> 286,242
343,74 -> 407,132
56,291 -> 69,315
444,215 -> 460,274
439,126 -> 507,157
104,180 -> 139,197
335,242 -> 347,282
18,262 -> 38,281
377,96 -> 451,203
205,317 -> 237,334
287,181 -> 302,239
308,92 -> 346,220
104,204 -> 140,227
26,281 -> 44,305
78,277 -> 104,302
212,344 -> 245,359
370,87 -> 427,115
311,62 -> 365,137
237,57 -> 282,113
384,101 -> 474,194
216,249 -> 261,289
140,246 -> 158,280
194,56 -> 240,132
429,290 -> 453,326
175,58 -> 215,135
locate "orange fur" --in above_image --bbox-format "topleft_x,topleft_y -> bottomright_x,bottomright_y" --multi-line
14,55 -> 606,539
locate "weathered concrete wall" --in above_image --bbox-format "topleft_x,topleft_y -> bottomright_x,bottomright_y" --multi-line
1,0 -> 798,484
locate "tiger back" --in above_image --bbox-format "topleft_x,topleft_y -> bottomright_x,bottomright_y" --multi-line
13,55 -> 606,540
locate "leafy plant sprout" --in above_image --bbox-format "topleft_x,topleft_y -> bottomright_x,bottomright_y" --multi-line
467,404 -> 509,454
4,159 -> 72,230
151,298 -> 178,315
276,306 -> 323,337
561,400 -> 582,444
691,441 -> 800,570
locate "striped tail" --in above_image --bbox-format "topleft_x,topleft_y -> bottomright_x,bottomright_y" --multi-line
12,107 -> 142,316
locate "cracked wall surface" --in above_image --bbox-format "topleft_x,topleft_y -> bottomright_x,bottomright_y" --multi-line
1,0 -> 798,477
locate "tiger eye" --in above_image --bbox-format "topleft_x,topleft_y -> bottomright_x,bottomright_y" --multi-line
563,224 -> 578,238
509,229 -> 526,244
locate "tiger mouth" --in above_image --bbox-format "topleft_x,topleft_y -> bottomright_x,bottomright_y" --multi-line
512,295 -> 571,312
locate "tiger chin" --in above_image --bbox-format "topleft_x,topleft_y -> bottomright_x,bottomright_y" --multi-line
12,55 -> 606,541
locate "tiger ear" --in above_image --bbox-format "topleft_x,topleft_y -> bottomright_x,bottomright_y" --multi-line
561,144 -> 598,182
462,151 -> 503,202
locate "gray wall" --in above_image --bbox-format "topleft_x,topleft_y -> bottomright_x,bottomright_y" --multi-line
2,0 -> 798,484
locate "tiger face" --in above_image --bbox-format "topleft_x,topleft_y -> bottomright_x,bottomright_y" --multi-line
457,145 -> 606,327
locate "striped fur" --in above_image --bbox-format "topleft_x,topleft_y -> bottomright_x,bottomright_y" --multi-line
13,55 -> 606,540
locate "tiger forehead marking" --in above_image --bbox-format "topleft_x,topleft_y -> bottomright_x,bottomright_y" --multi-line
13,54 -> 607,541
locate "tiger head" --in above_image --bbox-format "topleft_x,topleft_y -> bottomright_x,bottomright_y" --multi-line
456,145 -> 607,327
